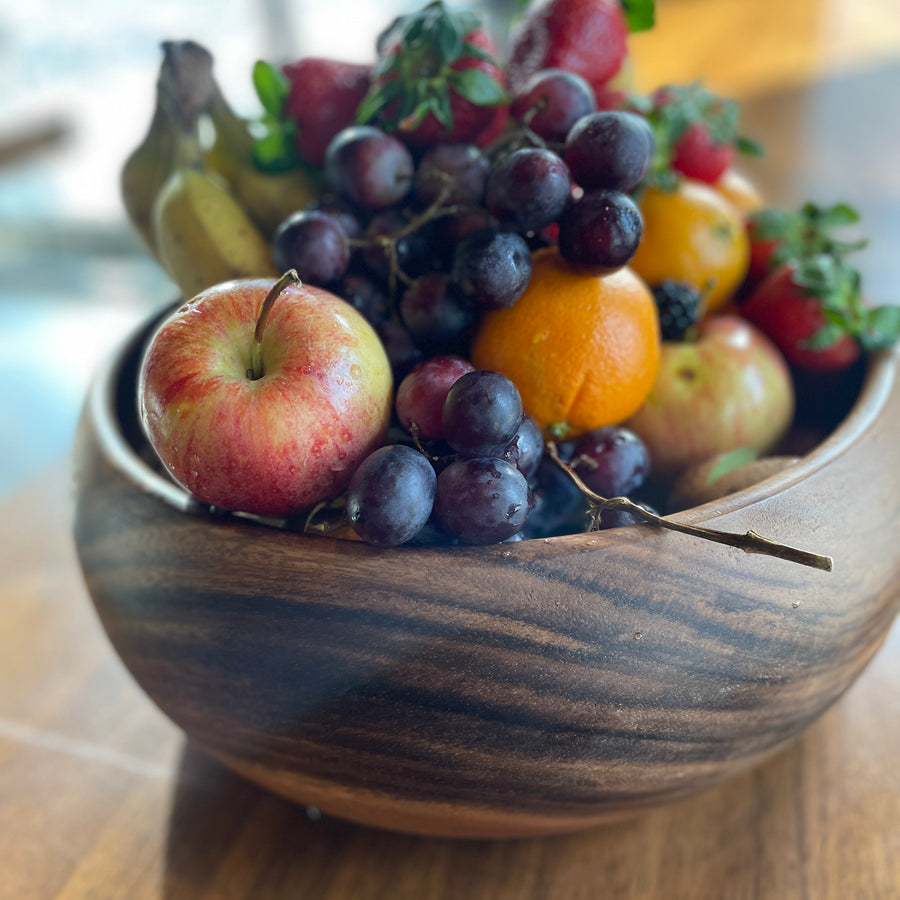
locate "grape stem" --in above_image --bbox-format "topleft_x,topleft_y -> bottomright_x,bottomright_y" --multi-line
248,269 -> 301,380
545,441 -> 834,572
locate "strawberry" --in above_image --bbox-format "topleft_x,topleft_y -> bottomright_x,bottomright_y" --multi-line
636,82 -> 762,188
282,58 -> 372,166
250,58 -> 370,169
745,201 -> 867,291
506,0 -> 630,99
356,1 -> 507,147
740,254 -> 900,373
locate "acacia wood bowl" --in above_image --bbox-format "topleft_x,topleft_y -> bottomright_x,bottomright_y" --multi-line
72,307 -> 900,839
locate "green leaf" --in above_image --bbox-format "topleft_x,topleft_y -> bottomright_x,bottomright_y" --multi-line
708,447 -> 759,483
448,68 -> 507,106
861,304 -> 900,351
252,126 -> 299,172
460,40 -> 500,64
736,135 -> 765,157
811,201 -> 860,228
356,79 -> 402,124
252,60 -> 289,118
803,321 -> 847,351
620,0 -> 655,32
435,12 -> 464,60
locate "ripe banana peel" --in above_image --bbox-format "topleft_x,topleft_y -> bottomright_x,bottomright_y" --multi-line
120,41 -> 218,260
152,164 -> 279,299
204,95 -> 319,238
120,82 -> 177,258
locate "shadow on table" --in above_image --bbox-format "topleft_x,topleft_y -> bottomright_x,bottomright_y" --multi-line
161,740 -> 571,900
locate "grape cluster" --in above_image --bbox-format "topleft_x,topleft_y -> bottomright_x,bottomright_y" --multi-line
270,71 -> 660,545
272,86 -> 656,375
347,368 -> 537,545
346,358 -> 654,545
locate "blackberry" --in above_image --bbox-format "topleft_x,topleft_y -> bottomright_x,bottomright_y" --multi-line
652,280 -> 703,341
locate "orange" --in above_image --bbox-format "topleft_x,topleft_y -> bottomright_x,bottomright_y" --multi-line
470,247 -> 660,440
714,168 -> 764,216
630,178 -> 750,314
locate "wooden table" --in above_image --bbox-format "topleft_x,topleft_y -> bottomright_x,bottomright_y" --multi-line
3,3 -> 900,897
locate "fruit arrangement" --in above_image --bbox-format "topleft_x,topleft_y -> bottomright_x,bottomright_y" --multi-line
124,0 -> 899,555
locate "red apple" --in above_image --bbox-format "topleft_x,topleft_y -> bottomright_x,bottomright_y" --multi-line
626,316 -> 794,480
138,273 -> 393,517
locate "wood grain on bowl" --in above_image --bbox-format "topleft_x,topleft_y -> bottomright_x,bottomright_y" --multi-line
71,314 -> 900,839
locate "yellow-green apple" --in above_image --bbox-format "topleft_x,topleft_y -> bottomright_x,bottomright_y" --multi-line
626,315 -> 794,480
138,272 -> 393,517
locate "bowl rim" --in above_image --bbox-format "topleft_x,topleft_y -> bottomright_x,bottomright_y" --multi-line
84,307 -> 900,541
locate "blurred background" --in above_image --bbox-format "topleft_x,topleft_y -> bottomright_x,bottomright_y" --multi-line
0,0 -> 898,496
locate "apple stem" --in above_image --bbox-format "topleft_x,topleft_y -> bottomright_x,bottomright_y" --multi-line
248,269 -> 301,381
545,442 -> 834,573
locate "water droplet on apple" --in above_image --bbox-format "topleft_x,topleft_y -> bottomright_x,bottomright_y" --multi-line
349,364 -> 362,380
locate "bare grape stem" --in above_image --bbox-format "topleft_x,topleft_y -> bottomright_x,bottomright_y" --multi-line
545,442 -> 833,572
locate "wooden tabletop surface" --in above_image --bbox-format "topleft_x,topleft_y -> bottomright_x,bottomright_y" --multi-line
3,1 -> 900,897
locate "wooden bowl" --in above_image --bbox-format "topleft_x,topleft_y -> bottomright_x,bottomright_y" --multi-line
72,308 -> 900,839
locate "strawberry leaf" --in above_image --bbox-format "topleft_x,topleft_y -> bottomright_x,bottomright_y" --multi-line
355,0 -> 503,136
356,78 -> 402,125
636,81 -> 760,188
253,61 -> 289,118
792,254 -> 899,354
736,135 -> 764,157
860,304 -> 900,351
751,202 -> 868,271
621,0 -> 656,32
448,68 -> 507,106
251,123 -> 300,172
804,320 -> 848,350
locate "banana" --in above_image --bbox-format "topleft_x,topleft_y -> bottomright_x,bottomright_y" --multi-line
204,93 -> 319,238
120,79 -> 178,257
120,41 -> 218,259
152,129 -> 279,299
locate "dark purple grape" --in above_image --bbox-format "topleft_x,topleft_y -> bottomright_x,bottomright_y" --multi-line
524,455 -> 588,538
338,272 -> 390,327
324,125 -> 414,209
441,370 -> 524,457
500,414 -> 544,481
346,444 -> 437,545
434,457 -> 532,544
485,147 -> 572,233
414,143 -> 490,207
399,273 -> 476,354
571,425 -> 650,498
272,210 -> 350,285
563,110 -> 655,192
511,68 -> 597,143
395,354 -> 475,441
309,195 -> 364,239
557,189 -> 643,271
451,228 -> 533,310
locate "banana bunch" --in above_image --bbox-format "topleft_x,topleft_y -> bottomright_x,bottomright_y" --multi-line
121,41 -> 318,299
